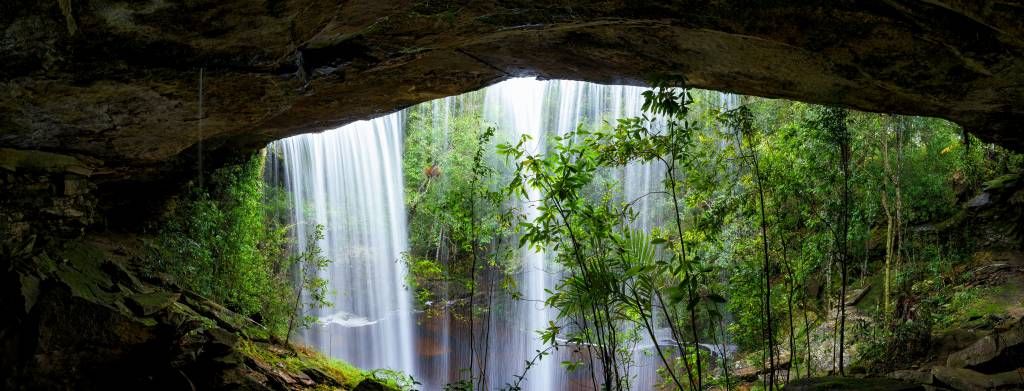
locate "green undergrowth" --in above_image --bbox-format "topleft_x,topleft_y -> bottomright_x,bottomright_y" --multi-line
238,339 -> 411,390
238,340 -> 367,389
26,235 -> 391,390
147,152 -> 305,339
936,284 -> 1023,330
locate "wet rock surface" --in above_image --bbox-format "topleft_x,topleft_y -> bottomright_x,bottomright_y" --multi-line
882,317 -> 1024,391
945,317 -> 1024,373
929,365 -> 1024,391
3,1 -> 1024,227
0,235 -> 391,390
783,376 -> 924,390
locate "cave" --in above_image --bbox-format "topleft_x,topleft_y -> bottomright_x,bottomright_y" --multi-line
2,1 -> 1023,390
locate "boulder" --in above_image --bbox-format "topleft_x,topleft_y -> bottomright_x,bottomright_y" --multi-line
0,236 -> 355,390
888,370 -> 934,386
5,1 -> 1024,236
946,317 -> 1024,373
126,291 -> 180,316
302,367 -> 342,387
845,285 -> 872,306
734,364 -> 760,382
354,378 -> 390,391
783,376 -> 924,390
931,366 -> 1024,391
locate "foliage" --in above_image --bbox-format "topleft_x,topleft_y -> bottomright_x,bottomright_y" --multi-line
402,95 -> 516,388
237,339 -> 368,389
398,79 -> 1023,388
287,223 -> 332,341
151,152 -> 330,339
402,96 -> 513,313
495,79 -> 742,390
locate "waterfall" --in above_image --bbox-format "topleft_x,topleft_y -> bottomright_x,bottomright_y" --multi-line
268,78 -> 734,390
479,78 -> 673,390
271,112 -> 417,375
482,78 -> 558,391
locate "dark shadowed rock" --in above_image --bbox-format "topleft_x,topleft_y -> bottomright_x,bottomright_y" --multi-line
354,378 -> 393,391
845,285 -> 872,306
126,291 -> 180,316
888,369 -> 934,386
3,1 -> 1024,233
946,316 -> 1024,373
931,365 -> 1024,391
0,236 -> 361,390
784,376 -> 924,390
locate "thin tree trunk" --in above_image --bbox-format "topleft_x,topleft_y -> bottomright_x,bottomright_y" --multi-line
661,154 -> 700,390
804,299 -> 812,379
748,133 -> 777,389
883,193 -> 893,320
634,287 -> 686,390
782,240 -> 796,383
718,313 -> 732,390
836,108 -> 851,377
881,130 -> 895,322
656,291 -> 696,388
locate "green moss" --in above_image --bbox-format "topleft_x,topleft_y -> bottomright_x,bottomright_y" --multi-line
0,147 -> 93,175
53,241 -> 120,307
982,173 -> 1021,191
936,284 -> 1024,330
784,376 -> 920,390
126,291 -> 180,316
852,271 -> 884,312
237,339 -> 381,390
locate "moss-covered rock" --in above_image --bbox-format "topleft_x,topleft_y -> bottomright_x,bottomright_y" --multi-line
0,236 -> 386,390
783,376 -> 923,390
3,1 -> 1024,240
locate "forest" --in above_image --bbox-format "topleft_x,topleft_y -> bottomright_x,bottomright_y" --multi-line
145,77 -> 1023,391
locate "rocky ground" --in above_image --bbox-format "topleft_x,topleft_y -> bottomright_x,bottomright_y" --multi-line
734,174 -> 1024,391
0,233 -> 395,391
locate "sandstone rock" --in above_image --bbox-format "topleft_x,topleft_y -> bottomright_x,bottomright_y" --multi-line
182,291 -> 247,332
291,369 -> 315,387
783,376 -> 924,390
126,291 -> 180,316
888,370 -> 934,386
966,193 -> 991,208
206,327 -> 240,356
946,317 -> 1024,373
1,236 -> 355,390
845,285 -> 872,306
987,368 -> 1024,389
302,367 -> 342,387
354,378 -> 390,391
932,366 -> 1001,391
4,1 -> 1024,232
932,365 -> 1024,390
734,364 -> 760,382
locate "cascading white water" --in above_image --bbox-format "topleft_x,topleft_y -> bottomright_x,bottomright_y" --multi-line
268,78 -> 734,390
482,78 -> 558,391
480,78 -> 675,390
272,112 -> 417,375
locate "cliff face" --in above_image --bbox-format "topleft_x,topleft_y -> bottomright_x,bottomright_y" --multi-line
3,1 -> 1024,205
0,234 -> 397,390
1,2 -> 1023,388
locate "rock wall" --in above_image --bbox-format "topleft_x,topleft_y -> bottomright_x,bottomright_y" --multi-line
2,1 -> 1024,222
0,235 -> 394,390
0,148 -> 98,245
2,2 -> 1024,388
